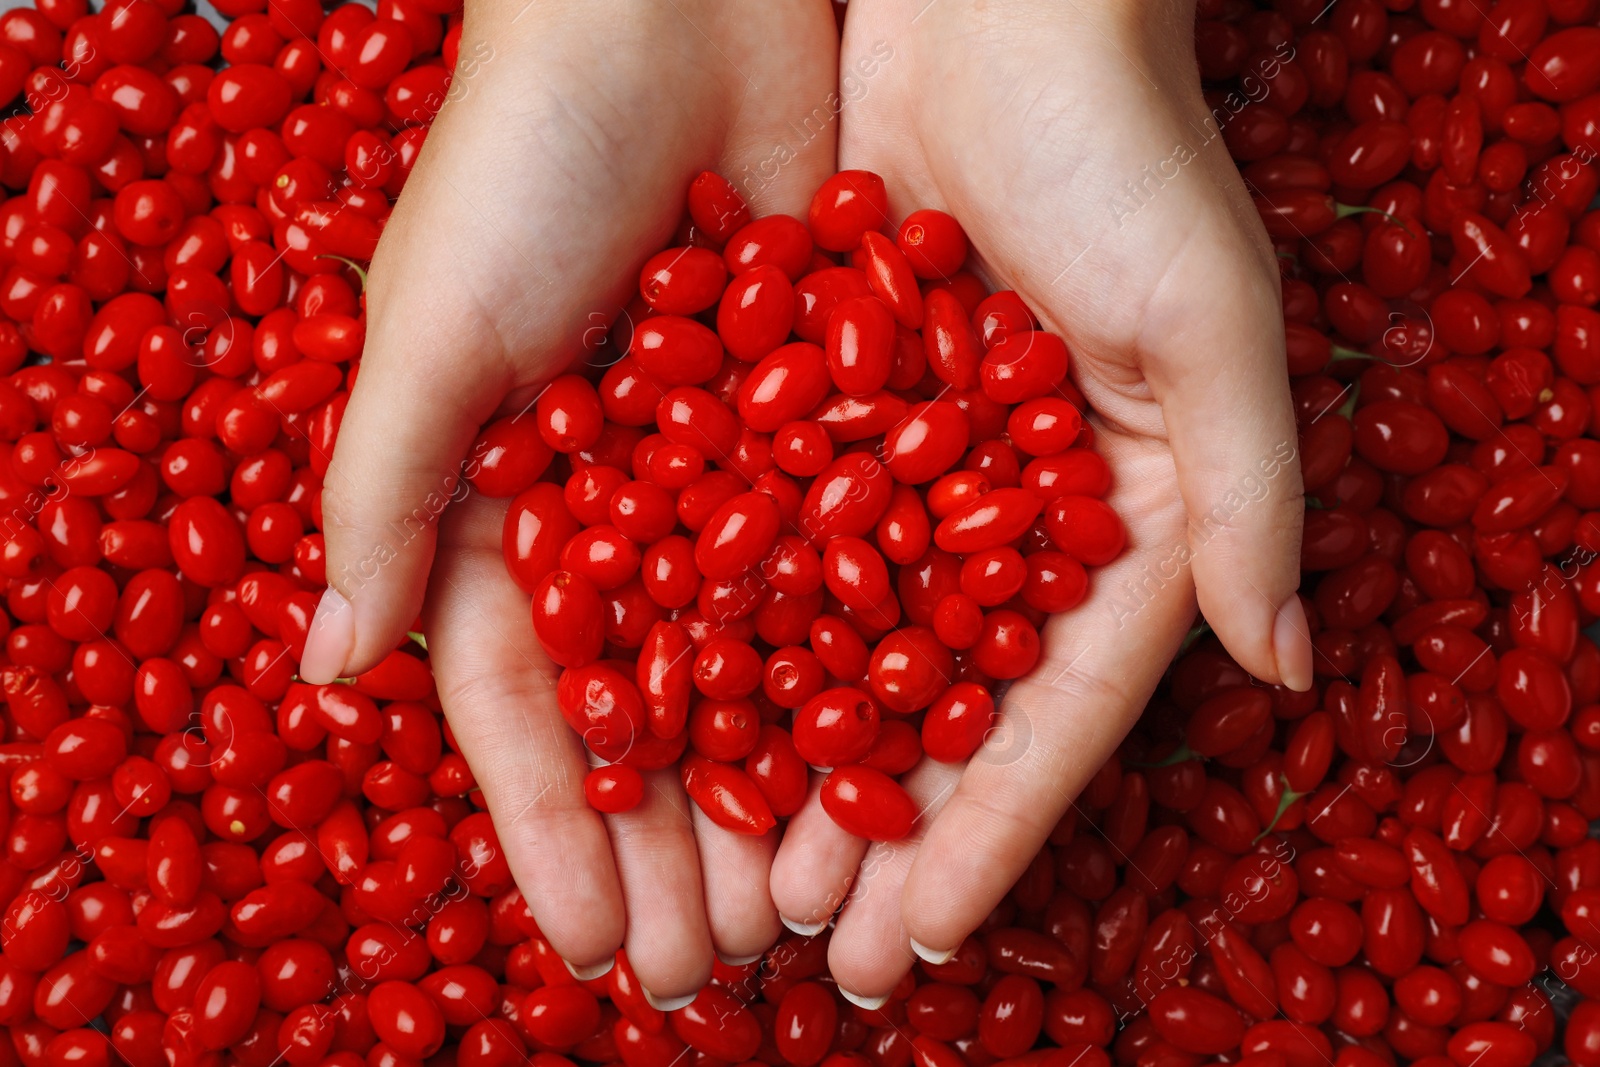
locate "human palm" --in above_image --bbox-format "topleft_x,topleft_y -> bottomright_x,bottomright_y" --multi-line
305,0 -> 840,999
768,0 -> 1310,1000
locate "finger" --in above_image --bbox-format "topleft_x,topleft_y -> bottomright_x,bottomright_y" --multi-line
690,810 -> 783,964
769,774 -> 867,935
900,428 -> 1196,960
712,10 -> 841,219
424,491 -> 625,970
304,82 -> 523,683
826,760 -> 962,1006
608,772 -> 716,1006
1134,186 -> 1309,692
302,267 -> 507,684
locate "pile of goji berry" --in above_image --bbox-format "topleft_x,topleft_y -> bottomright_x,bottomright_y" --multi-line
0,0 -> 1596,1063
506,167 -> 1121,839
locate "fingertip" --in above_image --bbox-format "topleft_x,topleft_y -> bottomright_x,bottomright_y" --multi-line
909,939 -> 956,966
900,866 -> 980,963
769,778 -> 866,933
693,813 -> 782,962
640,989 -> 698,1012
610,771 -> 716,1000
1274,594 -> 1313,692
893,760 -> 1058,962
346,581 -> 427,677
837,988 -> 889,1011
1195,591 -> 1280,688
1187,486 -> 1307,689
318,328 -> 503,677
299,587 -> 354,684
634,960 -> 714,1006
495,806 -> 627,972
825,880 -> 914,1002
563,956 -> 615,981
532,886 -> 627,973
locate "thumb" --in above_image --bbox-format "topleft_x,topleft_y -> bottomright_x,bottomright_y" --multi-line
299,235 -> 512,683
299,91 -> 526,684
1142,212 -> 1311,692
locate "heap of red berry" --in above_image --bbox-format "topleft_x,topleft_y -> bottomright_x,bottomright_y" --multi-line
0,0 -> 1595,1064
491,169 -> 1122,840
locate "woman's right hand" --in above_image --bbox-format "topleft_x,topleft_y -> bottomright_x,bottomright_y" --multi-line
771,0 -> 1307,1002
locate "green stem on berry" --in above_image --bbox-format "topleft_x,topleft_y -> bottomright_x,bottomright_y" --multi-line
1336,384 -> 1360,421
1334,203 -> 1412,236
1130,743 -> 1200,769
318,254 -> 370,291
1178,619 -> 1212,655
1329,344 -> 1373,364
1253,775 -> 1305,843
408,631 -> 429,651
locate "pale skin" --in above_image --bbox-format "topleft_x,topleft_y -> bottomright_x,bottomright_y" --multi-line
302,0 -> 1311,1006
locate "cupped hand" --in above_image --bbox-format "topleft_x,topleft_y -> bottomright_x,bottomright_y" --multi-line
301,0 -> 839,1001
769,0 -> 1312,1002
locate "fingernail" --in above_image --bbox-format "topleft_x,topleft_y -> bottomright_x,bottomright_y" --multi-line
717,951 -> 763,966
837,988 -> 888,1010
781,916 -> 828,936
640,988 -> 697,1012
563,957 -> 615,981
1273,596 -> 1313,693
910,939 -> 956,965
300,588 -> 355,685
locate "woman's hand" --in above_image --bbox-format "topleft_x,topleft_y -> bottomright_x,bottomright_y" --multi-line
301,0 -> 840,1002
769,0 -> 1310,1003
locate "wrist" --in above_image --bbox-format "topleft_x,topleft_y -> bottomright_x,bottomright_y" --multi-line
909,0 -> 1190,56
462,0 -> 740,47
